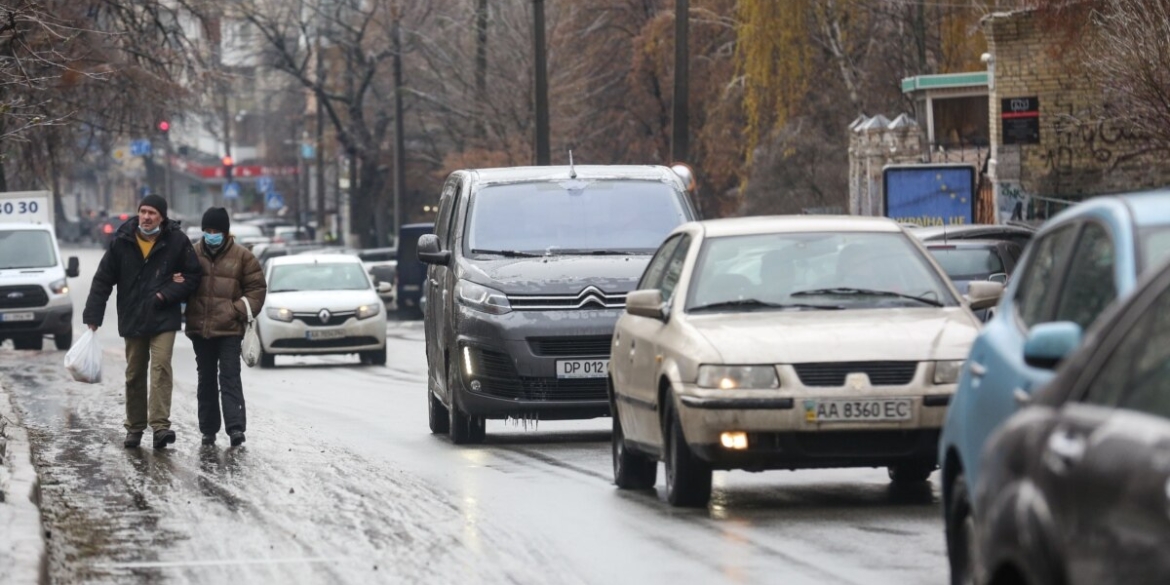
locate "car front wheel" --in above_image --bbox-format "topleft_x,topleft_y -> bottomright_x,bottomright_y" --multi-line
946,473 -> 980,585
664,401 -> 711,507
447,359 -> 485,444
259,349 -> 276,369
428,390 -> 450,435
612,409 -> 656,490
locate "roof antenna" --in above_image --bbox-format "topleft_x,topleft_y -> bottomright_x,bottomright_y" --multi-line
568,150 -> 577,179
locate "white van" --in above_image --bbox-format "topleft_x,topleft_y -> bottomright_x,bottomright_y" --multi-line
0,191 -> 79,350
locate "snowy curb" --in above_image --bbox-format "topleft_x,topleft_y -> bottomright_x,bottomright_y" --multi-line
0,379 -> 47,584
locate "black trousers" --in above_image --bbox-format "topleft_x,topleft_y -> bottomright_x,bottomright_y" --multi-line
191,335 -> 246,435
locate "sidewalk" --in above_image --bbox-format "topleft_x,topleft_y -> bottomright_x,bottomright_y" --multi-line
0,373 -> 47,584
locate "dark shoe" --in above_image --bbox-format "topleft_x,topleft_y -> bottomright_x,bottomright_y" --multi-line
229,431 -> 245,447
124,431 -> 144,449
201,434 -> 216,446
153,429 -> 177,450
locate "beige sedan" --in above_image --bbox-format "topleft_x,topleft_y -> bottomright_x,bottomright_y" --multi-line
607,216 -> 1001,507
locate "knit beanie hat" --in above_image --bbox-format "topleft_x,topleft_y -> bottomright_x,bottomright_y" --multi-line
138,194 -> 168,218
201,207 -> 230,233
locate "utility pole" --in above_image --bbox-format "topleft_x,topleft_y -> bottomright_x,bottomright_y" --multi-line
475,0 -> 488,139
671,0 -> 689,163
392,4 -> 406,248
532,0 -> 550,165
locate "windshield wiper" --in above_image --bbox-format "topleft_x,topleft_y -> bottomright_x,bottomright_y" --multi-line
470,249 -> 541,258
790,287 -> 944,307
268,288 -> 300,293
689,298 -> 844,312
556,249 -> 642,256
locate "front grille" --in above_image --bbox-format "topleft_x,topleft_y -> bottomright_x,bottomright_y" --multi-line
0,286 -> 48,309
747,430 -> 933,457
471,348 -> 607,401
793,361 -> 917,387
293,311 -> 356,327
0,318 -> 44,330
271,336 -> 379,349
507,286 -> 626,311
528,336 -> 612,357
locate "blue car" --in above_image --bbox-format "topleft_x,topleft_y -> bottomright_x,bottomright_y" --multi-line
939,190 -> 1170,584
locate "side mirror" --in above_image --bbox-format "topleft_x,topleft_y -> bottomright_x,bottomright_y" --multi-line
376,281 -> 393,293
965,281 -> 1004,311
988,272 -> 1009,284
626,289 -> 666,321
66,256 -> 80,278
417,234 -> 450,266
1023,322 -> 1082,370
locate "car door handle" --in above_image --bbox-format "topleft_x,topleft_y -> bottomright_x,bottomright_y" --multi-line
1013,387 -> 1031,406
1044,429 -> 1087,472
969,361 -> 987,377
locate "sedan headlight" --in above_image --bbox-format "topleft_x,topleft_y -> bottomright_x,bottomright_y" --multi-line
266,307 -> 294,322
697,365 -> 779,390
356,303 -> 380,320
49,278 -> 68,295
456,280 -> 512,315
933,360 -> 965,385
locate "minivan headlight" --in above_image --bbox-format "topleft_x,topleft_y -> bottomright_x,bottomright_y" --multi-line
456,280 -> 512,315
49,278 -> 68,295
697,365 -> 779,390
356,304 -> 380,320
934,360 -> 965,384
266,307 -> 294,322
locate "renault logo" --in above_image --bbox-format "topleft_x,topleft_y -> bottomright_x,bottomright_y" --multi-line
318,309 -> 331,323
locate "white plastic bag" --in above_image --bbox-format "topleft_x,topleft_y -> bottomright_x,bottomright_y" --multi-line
241,297 -> 261,368
63,329 -> 102,383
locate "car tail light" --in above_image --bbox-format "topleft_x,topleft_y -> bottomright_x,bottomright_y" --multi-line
103,224 -> 113,234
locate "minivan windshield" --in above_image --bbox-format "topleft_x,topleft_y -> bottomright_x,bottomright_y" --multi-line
0,229 -> 57,269
465,180 -> 688,255
687,232 -> 957,312
1142,226 -> 1170,271
928,246 -> 1004,281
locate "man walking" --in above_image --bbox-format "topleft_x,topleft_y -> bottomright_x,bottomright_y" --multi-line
83,195 -> 202,449
182,207 -> 266,447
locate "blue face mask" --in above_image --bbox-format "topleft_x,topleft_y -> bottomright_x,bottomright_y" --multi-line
138,224 -> 161,236
203,233 -> 224,246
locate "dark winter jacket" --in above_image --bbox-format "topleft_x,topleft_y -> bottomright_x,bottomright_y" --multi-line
83,218 -> 202,338
185,237 -> 266,338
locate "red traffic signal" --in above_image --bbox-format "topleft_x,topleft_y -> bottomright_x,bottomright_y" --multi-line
222,155 -> 234,180
158,120 -> 170,133
221,155 -> 234,166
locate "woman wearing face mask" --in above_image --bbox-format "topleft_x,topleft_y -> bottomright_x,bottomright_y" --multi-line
180,207 -> 266,447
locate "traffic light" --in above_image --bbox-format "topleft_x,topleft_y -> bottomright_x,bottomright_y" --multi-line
222,155 -> 234,181
157,120 -> 170,134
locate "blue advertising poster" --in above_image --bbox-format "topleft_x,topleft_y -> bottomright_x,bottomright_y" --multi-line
882,165 -> 976,226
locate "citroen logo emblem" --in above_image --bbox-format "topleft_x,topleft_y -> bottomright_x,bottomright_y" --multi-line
318,309 -> 331,323
578,286 -> 607,308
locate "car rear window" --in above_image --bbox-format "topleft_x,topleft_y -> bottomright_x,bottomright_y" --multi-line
927,247 -> 1004,281
465,180 -> 688,255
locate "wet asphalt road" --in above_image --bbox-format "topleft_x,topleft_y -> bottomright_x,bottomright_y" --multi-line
0,247 -> 949,584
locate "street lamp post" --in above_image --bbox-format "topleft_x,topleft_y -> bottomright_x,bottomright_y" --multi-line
532,0 -> 550,165
672,0 -> 689,163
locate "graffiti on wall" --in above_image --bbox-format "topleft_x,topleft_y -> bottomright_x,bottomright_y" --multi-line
1044,77 -> 1154,176
997,181 -> 1030,223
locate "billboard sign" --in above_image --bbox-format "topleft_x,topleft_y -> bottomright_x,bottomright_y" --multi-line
882,164 -> 977,227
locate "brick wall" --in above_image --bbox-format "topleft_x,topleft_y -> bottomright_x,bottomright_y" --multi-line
987,10 -> 1170,215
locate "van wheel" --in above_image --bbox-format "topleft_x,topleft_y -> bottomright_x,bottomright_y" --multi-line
361,348 -> 386,366
14,336 -> 43,351
889,463 -> 934,484
612,409 -> 656,490
664,402 -> 711,507
55,328 -> 72,350
259,350 -> 276,369
447,360 -> 484,444
428,390 -> 450,434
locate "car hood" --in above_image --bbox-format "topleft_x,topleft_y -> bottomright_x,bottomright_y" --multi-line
265,289 -> 379,312
460,255 -> 651,295
687,307 -> 980,363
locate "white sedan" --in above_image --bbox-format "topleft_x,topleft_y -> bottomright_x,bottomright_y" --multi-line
258,254 -> 390,367
608,216 -> 1001,507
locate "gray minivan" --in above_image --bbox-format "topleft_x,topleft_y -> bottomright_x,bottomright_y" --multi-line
419,165 -> 699,444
